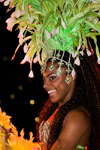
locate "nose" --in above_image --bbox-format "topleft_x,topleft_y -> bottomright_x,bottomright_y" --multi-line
43,79 -> 50,90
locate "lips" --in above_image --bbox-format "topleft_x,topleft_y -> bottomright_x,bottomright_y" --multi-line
48,90 -> 56,98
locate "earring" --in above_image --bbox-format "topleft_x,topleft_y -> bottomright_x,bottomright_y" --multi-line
65,75 -> 70,84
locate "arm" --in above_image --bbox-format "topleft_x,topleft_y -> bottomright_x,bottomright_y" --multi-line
0,126 -> 11,150
50,110 -> 91,150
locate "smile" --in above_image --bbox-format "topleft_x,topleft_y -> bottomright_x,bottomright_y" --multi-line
48,90 -> 56,97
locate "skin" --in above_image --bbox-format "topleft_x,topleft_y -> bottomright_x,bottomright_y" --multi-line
42,61 -> 91,150
0,61 -> 91,150
0,126 -> 10,150
43,61 -> 77,107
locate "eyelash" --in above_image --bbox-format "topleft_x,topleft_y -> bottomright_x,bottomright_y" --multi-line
49,75 -> 58,81
43,75 -> 58,82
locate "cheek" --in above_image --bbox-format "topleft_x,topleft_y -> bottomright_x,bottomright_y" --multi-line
52,78 -> 67,90
51,78 -> 63,87
50,72 -> 67,88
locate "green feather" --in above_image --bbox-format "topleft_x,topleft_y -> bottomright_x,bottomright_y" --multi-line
86,32 -> 100,37
80,25 -> 88,48
29,3 -> 41,11
85,20 -> 100,33
41,18 -> 56,33
16,0 -> 23,10
9,0 -> 18,8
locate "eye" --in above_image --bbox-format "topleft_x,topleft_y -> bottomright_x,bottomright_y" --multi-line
49,75 -> 58,81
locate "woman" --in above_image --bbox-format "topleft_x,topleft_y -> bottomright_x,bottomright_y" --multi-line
1,51 -> 100,150
0,0 -> 100,150
35,52 -> 100,150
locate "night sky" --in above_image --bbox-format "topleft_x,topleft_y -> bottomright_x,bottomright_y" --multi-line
0,3 -> 48,139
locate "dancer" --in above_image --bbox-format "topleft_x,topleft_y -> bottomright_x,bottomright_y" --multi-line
0,0 -> 100,150
36,52 -> 100,150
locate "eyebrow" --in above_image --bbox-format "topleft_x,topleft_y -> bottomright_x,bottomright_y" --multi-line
43,72 -> 57,79
42,66 -> 59,78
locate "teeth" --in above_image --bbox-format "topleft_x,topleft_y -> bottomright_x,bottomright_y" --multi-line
48,90 -> 56,94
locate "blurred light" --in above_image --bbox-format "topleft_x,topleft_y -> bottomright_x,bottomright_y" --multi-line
30,100 -> 35,105
35,117 -> 39,122
28,79 -> 33,84
3,56 -> 8,61
18,77 -> 22,82
10,94 -> 15,99
8,70 -> 13,75
18,85 -> 23,90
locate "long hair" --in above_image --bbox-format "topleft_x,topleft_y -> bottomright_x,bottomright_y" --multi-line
36,51 -> 100,150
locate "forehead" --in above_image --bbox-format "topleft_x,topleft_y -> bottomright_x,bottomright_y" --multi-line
42,61 -> 66,77
42,61 -> 58,76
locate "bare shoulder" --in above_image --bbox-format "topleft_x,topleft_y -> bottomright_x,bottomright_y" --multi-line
63,106 -> 91,131
54,107 -> 91,150
51,107 -> 91,150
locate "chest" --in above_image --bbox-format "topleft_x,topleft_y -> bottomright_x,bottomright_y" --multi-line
39,109 -> 58,143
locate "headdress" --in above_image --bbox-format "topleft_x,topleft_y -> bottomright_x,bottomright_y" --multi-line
1,0 -> 100,82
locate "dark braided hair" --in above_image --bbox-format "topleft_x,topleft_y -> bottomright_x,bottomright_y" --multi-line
36,51 -> 100,150
80,55 -> 100,150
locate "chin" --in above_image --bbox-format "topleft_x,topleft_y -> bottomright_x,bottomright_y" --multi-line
50,98 -> 59,103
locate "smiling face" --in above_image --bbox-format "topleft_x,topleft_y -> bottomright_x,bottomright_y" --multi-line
42,61 -> 77,107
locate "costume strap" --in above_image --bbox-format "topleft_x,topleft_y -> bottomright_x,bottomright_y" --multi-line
76,144 -> 85,150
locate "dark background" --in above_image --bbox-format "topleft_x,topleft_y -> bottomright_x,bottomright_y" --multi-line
0,3 -> 48,139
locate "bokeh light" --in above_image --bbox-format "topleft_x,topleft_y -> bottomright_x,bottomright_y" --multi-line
30,100 -> 35,105
10,94 -> 15,99
35,117 -> 39,122
18,85 -> 23,90
3,56 -> 8,61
